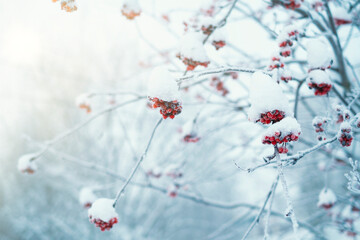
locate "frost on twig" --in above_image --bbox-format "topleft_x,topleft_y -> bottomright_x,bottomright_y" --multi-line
345,158 -> 360,194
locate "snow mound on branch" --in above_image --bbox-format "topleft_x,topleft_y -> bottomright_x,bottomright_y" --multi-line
79,188 -> 97,207
17,153 -> 38,173
306,39 -> 332,69
199,16 -> 217,27
147,66 -> 180,101
317,188 -> 337,207
88,198 -> 118,222
307,70 -> 331,84
248,72 -> 293,122
262,117 -> 301,138
210,28 -> 227,42
332,6 -> 352,21
178,32 -> 209,62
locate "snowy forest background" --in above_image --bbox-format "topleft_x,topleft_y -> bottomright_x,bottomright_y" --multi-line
1,0 -> 360,239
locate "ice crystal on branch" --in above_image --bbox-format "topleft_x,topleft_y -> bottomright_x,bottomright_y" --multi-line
88,198 -> 118,231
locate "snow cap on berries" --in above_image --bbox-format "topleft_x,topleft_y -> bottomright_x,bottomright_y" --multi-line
262,117 -> 301,142
248,72 -> 293,123
79,188 -> 97,208
121,0 -> 141,20
317,188 -> 337,209
306,39 -> 332,70
76,93 -> 92,113
17,153 -> 38,174
178,32 -> 210,63
331,5 -> 352,26
307,70 -> 331,85
147,66 -> 180,102
88,198 -> 118,231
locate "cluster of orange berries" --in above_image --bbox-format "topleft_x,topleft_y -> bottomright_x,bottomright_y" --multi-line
121,6 -> 141,20
210,77 -> 229,96
149,97 -> 182,119
89,217 -> 118,231
52,0 -> 77,13
176,54 -> 210,71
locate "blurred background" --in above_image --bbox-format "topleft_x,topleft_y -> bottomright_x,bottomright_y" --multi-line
1,0 -> 359,239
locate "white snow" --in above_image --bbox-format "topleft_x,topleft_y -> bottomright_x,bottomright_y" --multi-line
306,39 -> 332,69
79,188 -> 97,206
178,32 -> 209,62
147,66 -> 180,101
210,28 -> 227,42
88,198 -> 118,222
17,153 -> 38,173
317,188 -> 337,207
182,120 -> 194,135
307,70 -> 331,84
340,121 -> 351,130
332,6 -> 352,21
248,72 -> 293,122
262,117 -> 301,138
122,0 -> 141,12
75,93 -> 91,107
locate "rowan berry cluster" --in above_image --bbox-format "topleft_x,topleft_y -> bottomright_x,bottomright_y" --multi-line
149,97 -> 182,119
89,217 -> 118,231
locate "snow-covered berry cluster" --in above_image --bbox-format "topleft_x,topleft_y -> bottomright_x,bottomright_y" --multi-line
338,122 -> 353,147
224,72 -> 238,80
283,0 -> 303,10
317,188 -> 337,210
177,33 -> 210,71
276,25 -> 301,58
333,104 -> 350,124
181,120 -> 200,143
262,117 -> 301,154
200,17 -> 216,35
52,0 -> 77,12
79,188 -> 97,209
121,0 -> 141,20
312,116 -> 329,133
146,166 -> 162,178
310,1 -> 323,11
149,97 -> 182,119
210,76 -> 229,96
88,198 -> 118,231
17,153 -> 38,174
307,70 -> 332,96
248,72 -> 293,124
268,55 -> 284,71
76,94 -> 92,113
332,6 -> 353,26
147,66 -> 182,119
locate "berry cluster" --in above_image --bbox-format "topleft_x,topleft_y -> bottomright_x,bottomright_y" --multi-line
308,82 -> 332,96
176,54 -> 210,71
201,24 -> 215,35
167,183 -> 180,198
149,97 -> 182,119
283,0 -> 303,10
269,56 -> 284,70
257,110 -> 286,124
201,5 -> 215,17
313,117 -> 328,133
280,71 -> 292,82
338,126 -> 353,147
212,40 -> 226,50
146,168 -> 162,178
210,77 -> 229,96
280,47 -> 291,57
262,131 -> 300,154
89,217 -> 118,231
334,18 -> 352,26
335,106 -> 350,124
183,134 -> 201,143
311,1 -> 323,11
121,5 -> 141,20
79,103 -> 91,113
